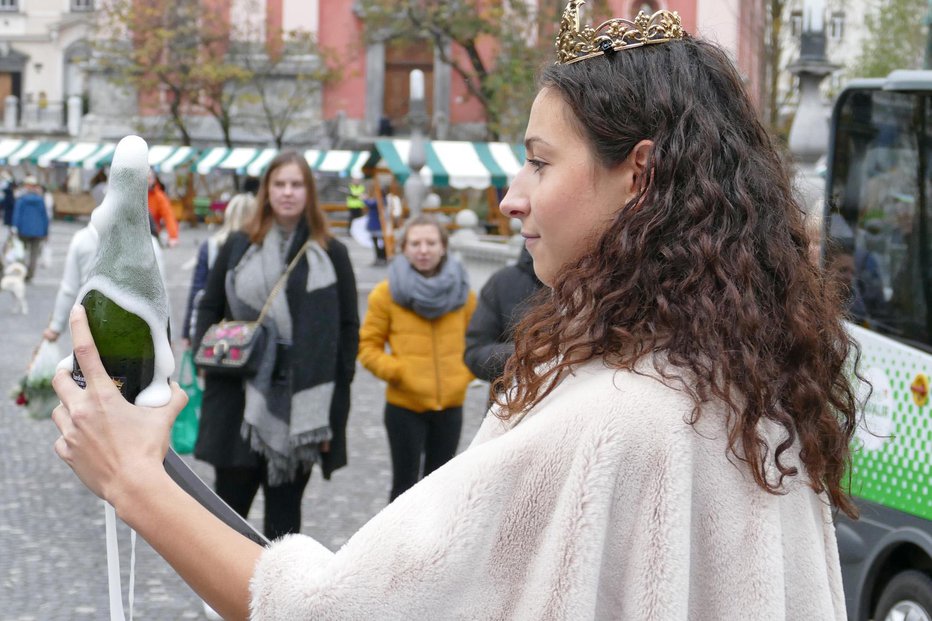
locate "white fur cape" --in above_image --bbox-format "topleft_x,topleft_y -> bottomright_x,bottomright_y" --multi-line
250,359 -> 847,620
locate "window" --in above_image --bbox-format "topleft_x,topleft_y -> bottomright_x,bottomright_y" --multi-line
71,0 -> 94,11
827,90 -> 932,347
790,10 -> 803,37
0,0 -> 19,12
830,11 -> 845,41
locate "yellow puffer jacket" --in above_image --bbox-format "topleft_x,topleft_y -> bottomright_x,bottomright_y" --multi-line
359,280 -> 477,413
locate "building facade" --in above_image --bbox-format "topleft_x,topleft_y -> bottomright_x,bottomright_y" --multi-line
0,0 -> 824,147
0,0 -> 94,136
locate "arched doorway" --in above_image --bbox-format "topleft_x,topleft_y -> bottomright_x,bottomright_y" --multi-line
0,45 -> 27,124
382,37 -> 434,135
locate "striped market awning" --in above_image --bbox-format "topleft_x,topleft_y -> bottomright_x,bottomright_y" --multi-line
0,140 -> 70,166
374,139 -> 526,189
0,139 -> 197,172
194,147 -> 369,178
146,145 -> 198,173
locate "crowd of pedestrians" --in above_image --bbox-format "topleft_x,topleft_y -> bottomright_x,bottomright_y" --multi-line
14,6 -> 873,618
4,152 -> 521,521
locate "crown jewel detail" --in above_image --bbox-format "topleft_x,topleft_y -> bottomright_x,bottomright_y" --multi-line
556,1 -> 685,65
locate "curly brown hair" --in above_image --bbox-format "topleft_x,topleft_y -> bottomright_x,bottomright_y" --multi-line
494,37 -> 860,518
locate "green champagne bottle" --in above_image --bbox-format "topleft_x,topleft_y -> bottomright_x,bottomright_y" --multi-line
74,289 -> 159,401
70,135 -> 174,407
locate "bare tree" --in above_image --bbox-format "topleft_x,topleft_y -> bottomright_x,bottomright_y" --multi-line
230,30 -> 340,149
357,0 -> 549,141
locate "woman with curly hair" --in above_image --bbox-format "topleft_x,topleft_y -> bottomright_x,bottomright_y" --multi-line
49,6 -> 857,619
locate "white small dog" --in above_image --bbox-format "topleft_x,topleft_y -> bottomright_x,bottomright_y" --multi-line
0,261 -> 29,314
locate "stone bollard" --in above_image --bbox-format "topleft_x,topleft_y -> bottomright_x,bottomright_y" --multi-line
67,95 -> 83,137
3,95 -> 17,130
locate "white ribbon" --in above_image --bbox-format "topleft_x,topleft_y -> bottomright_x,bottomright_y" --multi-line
105,501 -> 136,621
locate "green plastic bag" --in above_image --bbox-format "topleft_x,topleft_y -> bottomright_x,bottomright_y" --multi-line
171,350 -> 202,454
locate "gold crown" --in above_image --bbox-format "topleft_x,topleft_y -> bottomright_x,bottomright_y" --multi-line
556,1 -> 685,65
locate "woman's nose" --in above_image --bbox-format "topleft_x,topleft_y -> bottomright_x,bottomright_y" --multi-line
499,181 -> 529,220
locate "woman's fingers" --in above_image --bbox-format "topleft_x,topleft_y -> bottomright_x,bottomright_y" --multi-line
53,435 -> 71,462
50,400 -> 73,436
52,367 -> 81,404
160,381 -> 188,427
68,305 -> 117,395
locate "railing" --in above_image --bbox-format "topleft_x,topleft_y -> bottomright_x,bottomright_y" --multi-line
3,95 -> 81,134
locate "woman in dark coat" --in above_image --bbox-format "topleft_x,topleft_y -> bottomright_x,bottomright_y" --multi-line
193,151 -> 359,541
464,245 -> 543,384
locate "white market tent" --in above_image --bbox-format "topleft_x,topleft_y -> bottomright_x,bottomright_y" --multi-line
193,146 -> 369,178
0,139 -> 371,178
373,139 -> 526,189
0,139 -> 198,172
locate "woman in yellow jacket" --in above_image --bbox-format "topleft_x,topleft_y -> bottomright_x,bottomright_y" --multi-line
359,214 -> 476,501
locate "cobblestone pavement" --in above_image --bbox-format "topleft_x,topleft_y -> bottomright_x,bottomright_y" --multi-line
0,219 -> 488,619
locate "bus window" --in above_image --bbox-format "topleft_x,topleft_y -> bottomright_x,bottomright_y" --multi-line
827,90 -> 931,347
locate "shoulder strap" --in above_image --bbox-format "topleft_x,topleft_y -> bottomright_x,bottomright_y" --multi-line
256,239 -> 312,323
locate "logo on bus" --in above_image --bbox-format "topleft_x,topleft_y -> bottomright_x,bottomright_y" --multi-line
910,373 -> 929,407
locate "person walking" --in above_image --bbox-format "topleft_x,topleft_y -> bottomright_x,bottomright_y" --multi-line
42,205 -> 166,343
364,191 -> 387,266
51,7 -> 858,619
12,175 -> 49,281
358,214 -> 476,501
192,151 -> 359,541
1,171 -> 15,249
148,170 -> 179,248
89,169 -> 108,207
180,193 -> 257,348
463,245 -> 543,387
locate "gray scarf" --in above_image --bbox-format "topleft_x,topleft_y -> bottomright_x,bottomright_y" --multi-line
226,225 -> 336,484
388,254 -> 470,319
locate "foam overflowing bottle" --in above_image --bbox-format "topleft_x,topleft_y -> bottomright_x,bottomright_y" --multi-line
68,135 -> 174,406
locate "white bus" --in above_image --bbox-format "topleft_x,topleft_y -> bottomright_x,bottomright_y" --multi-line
825,70 -> 932,621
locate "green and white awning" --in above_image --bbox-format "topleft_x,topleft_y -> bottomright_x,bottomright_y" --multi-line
194,146 -> 369,177
0,138 -> 27,162
374,139 -> 526,189
1,140 -> 68,166
146,145 -> 197,173
303,149 -> 369,177
0,139 -> 196,172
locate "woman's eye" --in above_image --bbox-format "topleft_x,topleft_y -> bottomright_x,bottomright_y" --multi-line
527,158 -> 545,173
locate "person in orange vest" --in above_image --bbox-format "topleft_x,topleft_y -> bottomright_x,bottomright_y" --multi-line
148,169 -> 179,247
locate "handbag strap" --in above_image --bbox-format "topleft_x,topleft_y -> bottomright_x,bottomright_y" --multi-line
256,239 -> 312,324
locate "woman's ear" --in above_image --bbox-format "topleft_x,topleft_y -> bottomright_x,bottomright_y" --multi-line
616,139 -> 654,202
628,139 -> 653,185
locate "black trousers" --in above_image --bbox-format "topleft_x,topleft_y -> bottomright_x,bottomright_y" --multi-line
214,461 -> 312,541
384,402 -> 463,502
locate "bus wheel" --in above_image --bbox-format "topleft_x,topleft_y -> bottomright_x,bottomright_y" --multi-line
874,570 -> 932,621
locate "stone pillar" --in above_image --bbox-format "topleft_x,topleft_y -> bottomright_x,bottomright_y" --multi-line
433,42 -> 451,140
67,95 -> 82,137
365,42 -> 385,136
3,95 -> 17,130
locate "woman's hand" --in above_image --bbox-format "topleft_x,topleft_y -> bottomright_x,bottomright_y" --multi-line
51,305 -> 188,506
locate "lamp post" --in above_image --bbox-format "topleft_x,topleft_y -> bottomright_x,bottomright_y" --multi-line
404,69 -> 429,218
925,0 -> 932,69
787,0 -> 837,166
